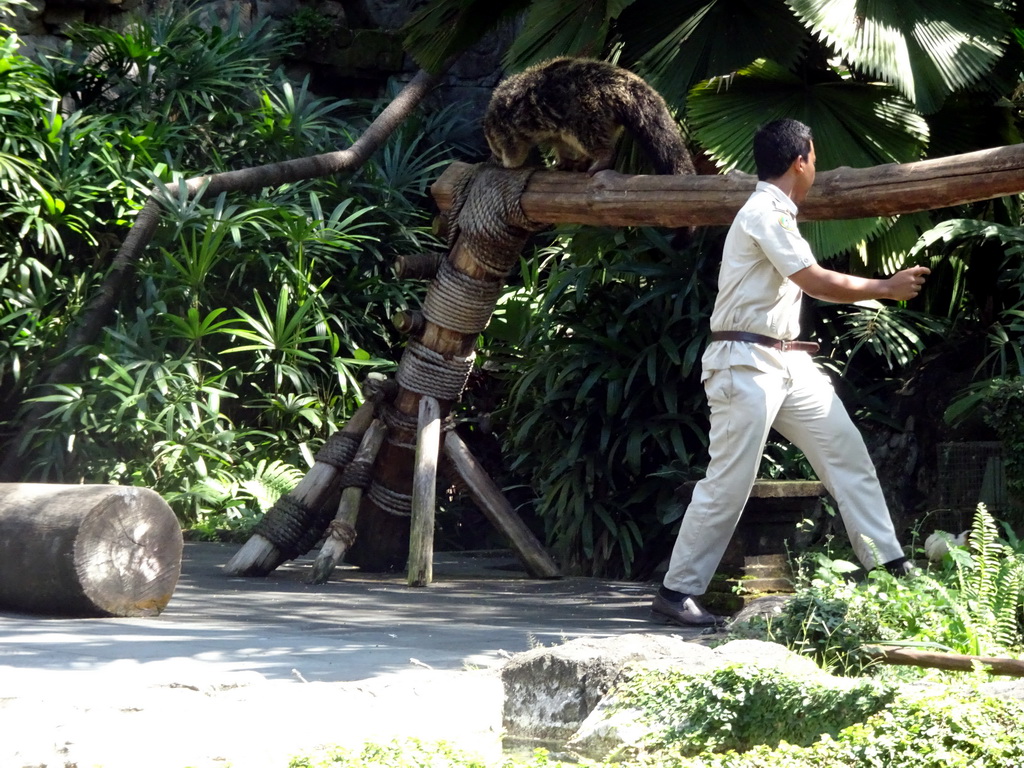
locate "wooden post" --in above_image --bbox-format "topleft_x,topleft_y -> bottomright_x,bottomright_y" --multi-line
443,431 -> 560,579
226,400 -> 377,576
308,419 -> 388,584
346,165 -> 542,573
408,396 -> 441,587
0,484 -> 183,617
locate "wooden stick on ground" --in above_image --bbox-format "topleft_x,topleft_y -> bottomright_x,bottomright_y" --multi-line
443,431 -> 560,579
309,419 -> 388,585
408,396 -> 442,587
863,645 -> 1024,677
226,400 -> 377,576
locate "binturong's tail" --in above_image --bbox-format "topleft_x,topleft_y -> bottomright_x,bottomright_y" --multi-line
614,74 -> 695,176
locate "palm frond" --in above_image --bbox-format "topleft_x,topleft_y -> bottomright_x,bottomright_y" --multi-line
856,212 -> 934,275
503,0 -> 632,68
689,59 -> 928,173
689,59 -> 927,256
803,218 -> 888,261
616,0 -> 808,109
786,0 -> 1012,114
401,0 -> 530,73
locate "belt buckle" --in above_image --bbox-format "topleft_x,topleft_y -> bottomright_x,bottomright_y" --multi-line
779,339 -> 791,352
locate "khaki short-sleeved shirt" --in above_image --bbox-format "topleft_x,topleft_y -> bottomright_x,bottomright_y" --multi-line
702,181 -> 817,377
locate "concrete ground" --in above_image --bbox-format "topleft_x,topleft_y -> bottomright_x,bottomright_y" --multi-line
0,541 -> 701,768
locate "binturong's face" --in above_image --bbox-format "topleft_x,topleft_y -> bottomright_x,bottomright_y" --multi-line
791,141 -> 816,204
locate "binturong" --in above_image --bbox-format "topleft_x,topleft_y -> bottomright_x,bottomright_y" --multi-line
483,57 -> 696,177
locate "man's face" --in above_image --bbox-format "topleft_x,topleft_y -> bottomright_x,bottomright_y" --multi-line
792,141 -> 817,203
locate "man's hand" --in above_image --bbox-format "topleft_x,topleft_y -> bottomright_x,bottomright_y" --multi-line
791,263 -> 931,304
885,265 -> 931,301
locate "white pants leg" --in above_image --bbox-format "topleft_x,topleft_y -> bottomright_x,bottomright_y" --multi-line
662,365 -> 783,595
662,352 -> 904,596
771,353 -> 904,568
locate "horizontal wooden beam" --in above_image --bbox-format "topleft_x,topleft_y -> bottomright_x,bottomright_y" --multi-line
431,143 -> 1024,228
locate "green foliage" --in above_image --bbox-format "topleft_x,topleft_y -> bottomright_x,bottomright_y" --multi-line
651,687 -> 1024,768
979,378 -> 1024,503
753,504 -> 1024,673
617,664 -> 894,756
497,228 -> 714,577
288,738 -> 489,768
283,689 -> 1024,768
0,3 -> 460,533
283,7 -> 338,48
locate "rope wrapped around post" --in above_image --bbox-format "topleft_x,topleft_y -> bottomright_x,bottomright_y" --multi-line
347,164 -> 557,573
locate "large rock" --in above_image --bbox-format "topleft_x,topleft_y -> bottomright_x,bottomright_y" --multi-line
500,633 -> 706,745
501,635 -> 826,754
567,639 -> 860,761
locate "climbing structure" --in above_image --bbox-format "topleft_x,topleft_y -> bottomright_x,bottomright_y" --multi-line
226,163 -> 559,584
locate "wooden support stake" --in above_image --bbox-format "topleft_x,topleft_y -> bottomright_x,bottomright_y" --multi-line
444,431 -> 560,579
309,419 -> 388,584
863,645 -> 1024,677
226,400 -> 377,576
408,396 -> 441,587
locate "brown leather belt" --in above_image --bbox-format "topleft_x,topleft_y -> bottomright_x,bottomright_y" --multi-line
710,330 -> 819,354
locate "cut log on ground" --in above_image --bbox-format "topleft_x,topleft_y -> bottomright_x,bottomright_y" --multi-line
863,645 -> 1024,677
432,144 -> 1024,228
0,483 -> 183,617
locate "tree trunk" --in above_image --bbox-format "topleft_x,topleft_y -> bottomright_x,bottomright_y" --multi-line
432,144 -> 1024,227
0,483 -> 183,617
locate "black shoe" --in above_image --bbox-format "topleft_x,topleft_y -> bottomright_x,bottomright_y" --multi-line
882,557 -> 921,578
649,593 -> 728,627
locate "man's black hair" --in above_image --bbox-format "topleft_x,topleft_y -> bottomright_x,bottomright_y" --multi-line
753,119 -> 813,181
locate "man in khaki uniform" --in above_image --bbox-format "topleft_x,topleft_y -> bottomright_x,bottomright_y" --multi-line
651,118 -> 930,627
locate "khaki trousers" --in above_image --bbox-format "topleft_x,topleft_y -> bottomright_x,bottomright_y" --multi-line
662,351 -> 904,596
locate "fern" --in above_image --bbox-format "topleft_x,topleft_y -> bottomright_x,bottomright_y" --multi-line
239,458 -> 303,513
948,503 -> 1024,656
991,564 -> 1024,651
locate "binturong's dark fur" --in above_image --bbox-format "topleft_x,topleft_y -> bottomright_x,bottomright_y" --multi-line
483,57 -> 696,177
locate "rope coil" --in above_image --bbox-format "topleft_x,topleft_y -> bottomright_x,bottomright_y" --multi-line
253,494 -> 332,561
338,457 -> 374,490
368,482 -> 414,517
325,519 -> 357,547
422,257 -> 502,334
314,432 -> 359,469
396,340 -> 475,401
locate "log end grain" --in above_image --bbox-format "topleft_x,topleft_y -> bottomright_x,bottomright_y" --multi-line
0,483 -> 183,618
74,486 -> 184,617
